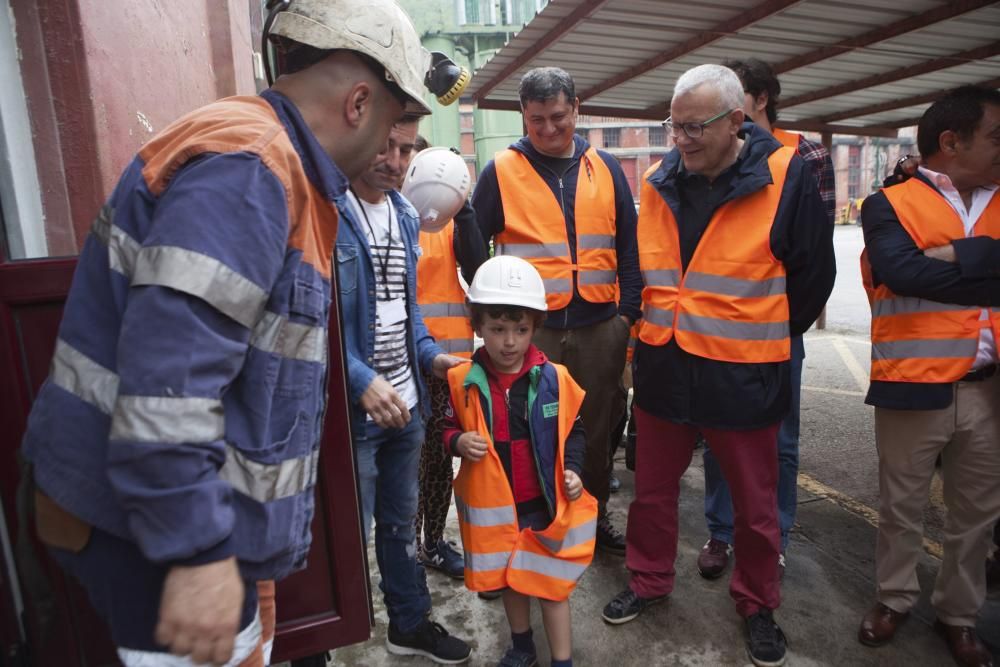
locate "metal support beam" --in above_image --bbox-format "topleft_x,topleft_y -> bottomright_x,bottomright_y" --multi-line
578,0 -> 801,102
778,120 -> 899,138
772,0 -> 997,74
781,41 -> 1000,110
801,77 -> 1000,124
472,0 -> 611,103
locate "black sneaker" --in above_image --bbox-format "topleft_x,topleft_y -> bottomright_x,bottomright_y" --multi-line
596,515 -> 626,556
601,587 -> 667,625
422,539 -> 465,579
497,647 -> 538,667
386,619 -> 471,664
745,609 -> 787,667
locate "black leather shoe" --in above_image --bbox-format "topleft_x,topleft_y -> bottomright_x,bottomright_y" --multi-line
596,515 -> 626,556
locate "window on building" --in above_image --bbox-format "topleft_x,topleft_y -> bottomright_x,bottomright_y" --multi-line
575,128 -> 589,142
603,127 -> 621,149
847,145 -> 861,201
648,125 -> 666,147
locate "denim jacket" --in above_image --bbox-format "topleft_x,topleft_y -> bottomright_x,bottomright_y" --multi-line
335,190 -> 444,434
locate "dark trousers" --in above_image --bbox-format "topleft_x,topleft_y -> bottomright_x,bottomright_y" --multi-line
534,315 -> 630,509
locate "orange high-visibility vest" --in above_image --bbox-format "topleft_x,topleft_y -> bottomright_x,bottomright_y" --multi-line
636,148 -> 795,363
446,362 -> 598,601
417,222 -> 473,358
771,128 -> 803,151
494,148 -> 617,310
862,178 -> 1000,382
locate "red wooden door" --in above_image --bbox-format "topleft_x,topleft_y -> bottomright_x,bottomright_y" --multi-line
0,250 -> 372,664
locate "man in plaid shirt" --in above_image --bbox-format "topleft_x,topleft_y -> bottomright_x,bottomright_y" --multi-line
695,57 -> 836,582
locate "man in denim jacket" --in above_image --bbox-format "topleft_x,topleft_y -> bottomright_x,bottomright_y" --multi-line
336,117 -> 470,664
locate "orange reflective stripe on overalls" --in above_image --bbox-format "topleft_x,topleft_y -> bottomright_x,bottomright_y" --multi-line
417,222 -> 474,358
494,148 -> 617,310
636,149 -> 794,363
446,363 -> 598,601
864,178 -> 1000,382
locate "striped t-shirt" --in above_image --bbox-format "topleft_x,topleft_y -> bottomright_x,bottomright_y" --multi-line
347,191 -> 418,414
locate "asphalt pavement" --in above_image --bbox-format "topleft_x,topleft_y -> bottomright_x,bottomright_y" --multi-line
319,226 -> 999,666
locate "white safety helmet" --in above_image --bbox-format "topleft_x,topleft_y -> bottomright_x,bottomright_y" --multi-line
467,256 -> 547,312
266,0 -> 458,116
401,148 -> 472,233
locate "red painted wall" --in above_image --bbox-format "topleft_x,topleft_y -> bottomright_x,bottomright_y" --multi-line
13,0 -> 258,255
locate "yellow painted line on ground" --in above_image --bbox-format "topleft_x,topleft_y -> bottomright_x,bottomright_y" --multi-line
832,337 -> 870,393
798,471 -> 943,560
802,384 -> 866,397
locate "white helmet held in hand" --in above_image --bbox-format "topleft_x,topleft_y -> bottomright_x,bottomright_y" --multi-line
401,148 -> 472,233
467,256 -> 547,312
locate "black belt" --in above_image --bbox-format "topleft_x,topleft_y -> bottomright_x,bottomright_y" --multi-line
962,364 -> 998,382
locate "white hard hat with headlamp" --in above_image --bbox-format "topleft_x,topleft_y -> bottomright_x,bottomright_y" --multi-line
401,148 -> 472,233
467,256 -> 547,312
261,0 -> 470,115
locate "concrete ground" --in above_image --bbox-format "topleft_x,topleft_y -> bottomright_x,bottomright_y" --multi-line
316,227 -> 1000,666
325,452 -> 999,666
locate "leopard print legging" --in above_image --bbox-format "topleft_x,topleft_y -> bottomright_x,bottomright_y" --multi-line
415,373 -> 455,553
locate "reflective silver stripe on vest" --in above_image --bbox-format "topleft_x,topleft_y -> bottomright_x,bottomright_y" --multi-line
872,297 -> 968,318
579,270 -> 616,286
110,395 -> 224,443
250,311 -> 326,364
871,338 -> 980,361
91,206 -> 141,277
544,278 -> 571,294
642,305 -> 674,327
677,313 -> 789,341
684,272 -> 786,298
535,518 -> 597,553
50,339 -> 119,415
219,445 -> 320,503
496,242 -> 567,259
465,550 -> 511,572
642,269 -> 680,288
439,339 -> 475,354
577,234 -> 614,250
509,550 -> 587,582
455,495 -> 516,527
420,302 -> 468,318
132,246 -> 268,330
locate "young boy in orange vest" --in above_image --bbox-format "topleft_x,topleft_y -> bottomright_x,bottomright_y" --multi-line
443,255 -> 598,667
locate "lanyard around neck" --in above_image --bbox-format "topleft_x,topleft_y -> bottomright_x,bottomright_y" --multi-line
350,187 -> 394,300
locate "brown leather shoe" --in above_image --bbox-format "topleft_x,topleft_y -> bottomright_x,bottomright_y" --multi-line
934,620 -> 994,667
857,602 -> 909,647
697,538 -> 733,579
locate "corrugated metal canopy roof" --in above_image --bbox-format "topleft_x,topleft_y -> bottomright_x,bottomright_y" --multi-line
467,0 -> 1000,137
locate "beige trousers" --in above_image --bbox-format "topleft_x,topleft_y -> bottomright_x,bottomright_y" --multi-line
874,374 -> 1000,625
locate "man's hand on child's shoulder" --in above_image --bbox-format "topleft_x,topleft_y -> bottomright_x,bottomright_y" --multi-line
457,432 -> 489,461
564,470 -> 582,500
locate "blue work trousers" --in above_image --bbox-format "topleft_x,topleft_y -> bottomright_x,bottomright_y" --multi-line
703,335 -> 804,551
355,414 -> 431,634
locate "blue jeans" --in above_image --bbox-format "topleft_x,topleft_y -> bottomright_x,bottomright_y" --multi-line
703,335 -> 804,551
355,415 -> 431,633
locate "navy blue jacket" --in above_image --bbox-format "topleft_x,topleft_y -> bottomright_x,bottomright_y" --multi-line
633,123 -> 835,429
862,172 -> 1000,410
472,135 -> 643,328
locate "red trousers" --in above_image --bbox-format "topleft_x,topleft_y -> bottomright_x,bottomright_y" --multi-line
626,406 -> 781,617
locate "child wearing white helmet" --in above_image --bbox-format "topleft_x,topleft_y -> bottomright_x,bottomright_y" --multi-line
442,256 -> 598,667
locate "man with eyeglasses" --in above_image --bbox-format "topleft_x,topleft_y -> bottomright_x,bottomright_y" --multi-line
692,57 -> 837,584
601,64 -> 834,667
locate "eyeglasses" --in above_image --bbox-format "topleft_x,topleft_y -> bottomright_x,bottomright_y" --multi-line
662,108 -> 736,139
